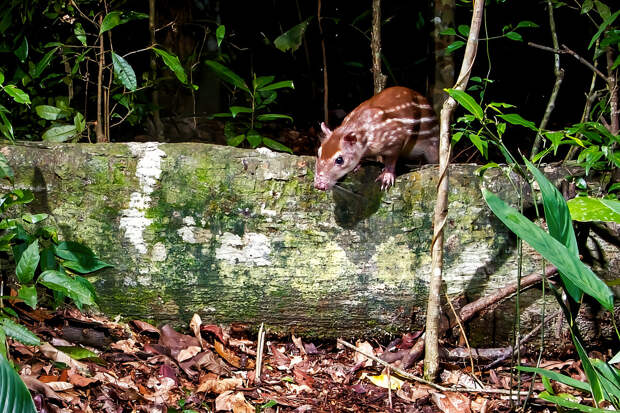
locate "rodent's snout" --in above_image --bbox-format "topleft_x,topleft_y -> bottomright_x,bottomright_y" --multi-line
314,180 -> 329,191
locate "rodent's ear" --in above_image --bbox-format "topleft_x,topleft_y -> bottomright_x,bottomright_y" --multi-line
320,122 -> 332,142
343,133 -> 357,144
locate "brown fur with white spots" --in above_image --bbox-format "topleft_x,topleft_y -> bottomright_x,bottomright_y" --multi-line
314,86 -> 439,191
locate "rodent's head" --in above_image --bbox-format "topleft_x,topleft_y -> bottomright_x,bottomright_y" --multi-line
314,122 -> 364,191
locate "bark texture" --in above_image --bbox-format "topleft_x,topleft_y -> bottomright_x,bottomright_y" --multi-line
0,142 -> 617,341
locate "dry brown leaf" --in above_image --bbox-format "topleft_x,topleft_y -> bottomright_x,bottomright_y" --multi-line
110,338 -> 139,354
353,341 -> 374,367
432,391 -> 472,413
38,374 -> 60,383
159,324 -> 201,361
291,335 -> 306,355
141,376 -> 176,403
269,344 -> 291,370
215,340 -> 255,370
38,342 -> 89,375
190,313 -> 207,350
131,320 -> 160,335
293,366 -> 314,388
197,376 -> 243,394
177,345 -> 202,362
195,350 -> 232,376
20,375 -> 62,400
46,381 -> 74,392
396,383 -> 432,402
68,371 -> 99,387
215,390 -> 254,412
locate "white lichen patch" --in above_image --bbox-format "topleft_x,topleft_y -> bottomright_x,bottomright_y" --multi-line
151,242 -> 168,262
119,143 -> 166,254
372,235 -> 424,285
215,232 -> 272,266
177,216 -> 212,244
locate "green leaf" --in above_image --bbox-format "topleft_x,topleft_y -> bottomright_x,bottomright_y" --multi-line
100,11 -> 148,34
16,240 -> 39,284
262,137 -> 293,154
591,359 -> 620,403
74,22 -> 87,46
447,89 -> 484,120
216,25 -> 225,47
18,285 -> 38,309
15,36 -> 28,62
257,80 -> 294,92
567,197 -> 620,222
457,25 -> 470,37
256,114 -> 293,122
32,47 -> 59,79
61,258 -> 112,274
246,130 -> 262,148
539,392 -> 609,412
38,270 -> 96,307
515,20 -> 539,29
254,76 -> 275,90
516,366 -> 591,392
54,241 -> 111,274
594,0 -> 611,20
524,158 -> 581,301
0,153 -> 14,183
226,134 -> 245,147
0,318 -> 40,346
482,189 -> 614,310
474,162 -> 499,176
74,112 -> 85,133
445,40 -> 465,54
505,32 -> 524,41
582,0 -> 594,13
229,106 -> 253,118
497,113 -> 538,131
589,9 -> 620,49
3,85 -> 31,105
468,133 -> 488,158
153,48 -> 188,84
0,353 -> 37,413
205,60 -> 248,92
55,346 -> 103,362
439,28 -> 457,36
42,124 -> 77,142
35,105 -> 69,121
274,18 -> 312,53
111,52 -> 137,91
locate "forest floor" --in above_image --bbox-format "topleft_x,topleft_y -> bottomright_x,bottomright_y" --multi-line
8,305 -> 615,413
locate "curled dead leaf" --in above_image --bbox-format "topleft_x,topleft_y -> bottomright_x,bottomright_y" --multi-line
215,390 -> 254,412
214,340 -> 255,370
197,376 -> 243,394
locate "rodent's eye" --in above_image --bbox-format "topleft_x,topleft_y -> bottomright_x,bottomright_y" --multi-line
335,156 -> 344,165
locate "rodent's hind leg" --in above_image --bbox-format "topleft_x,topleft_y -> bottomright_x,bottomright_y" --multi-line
375,156 -> 397,190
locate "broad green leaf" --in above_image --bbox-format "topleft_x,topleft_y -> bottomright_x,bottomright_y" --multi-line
216,25 -> 225,47
468,133 -> 487,158
55,346 -> 103,363
153,48 -> 188,84
262,137 -> 293,154
54,241 -> 111,274
0,232 -> 15,251
3,85 -> 30,105
61,258 -> 112,274
42,124 -> 77,142
445,40 -> 465,54
100,11 -> 148,34
74,112 -> 85,133
567,197 -> 620,222
15,36 -> 28,62
0,318 -> 40,346
516,366 -> 591,392
274,18 -> 312,53
474,162 -> 499,176
40,246 -> 57,271
439,28 -> 457,36
505,32 -> 523,41
246,130 -> 262,148
516,20 -> 539,29
447,89 -> 483,120
111,52 -> 137,91
18,285 -> 38,309
257,80 -> 294,92
573,337 -> 605,403
74,23 -> 87,46
226,134 -> 245,147
482,189 -> 614,310
38,270 -> 96,307
457,25 -> 470,37
591,359 -> 620,403
0,353 -> 37,413
582,0 -> 594,13
35,105 -> 69,120
16,240 -> 39,284
524,158 -> 581,302
256,114 -> 293,122
539,392 -> 609,412
610,351 -> 620,364
451,131 -> 464,144
0,72 -> 4,84
497,113 -> 538,131
594,0 -> 611,20
611,54 -> 620,70
229,106 -> 253,118
0,153 -> 14,183
204,60 -> 248,92
32,47 -> 59,79
589,9 -> 620,49
254,76 -> 275,90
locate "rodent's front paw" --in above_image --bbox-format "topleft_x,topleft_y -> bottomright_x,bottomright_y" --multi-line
376,170 -> 395,190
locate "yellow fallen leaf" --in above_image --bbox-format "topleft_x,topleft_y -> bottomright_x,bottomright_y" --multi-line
361,372 -> 404,390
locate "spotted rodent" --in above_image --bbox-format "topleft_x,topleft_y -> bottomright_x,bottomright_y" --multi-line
314,86 -> 439,190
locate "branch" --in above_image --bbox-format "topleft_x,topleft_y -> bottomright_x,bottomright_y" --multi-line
528,42 -> 607,81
